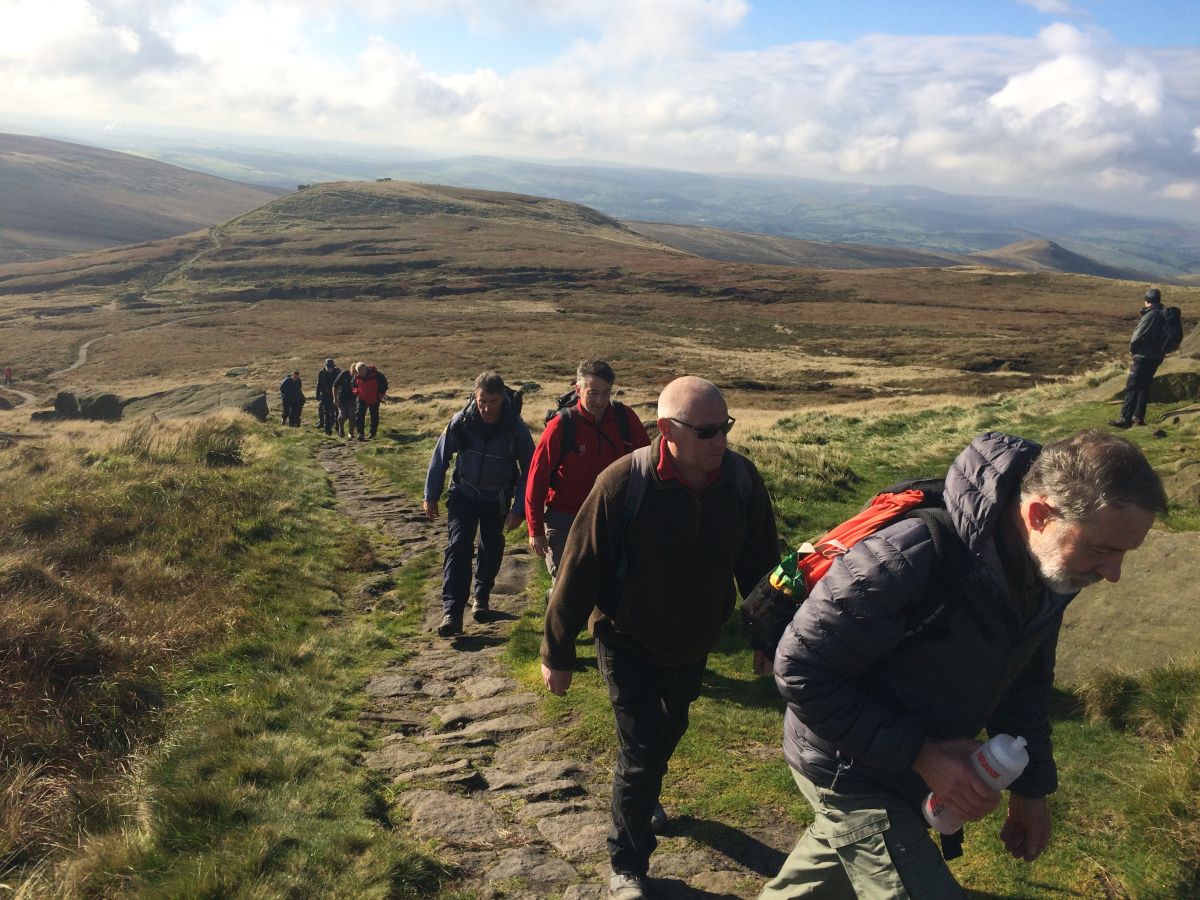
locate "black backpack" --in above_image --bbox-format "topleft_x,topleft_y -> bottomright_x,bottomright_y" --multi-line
1161,307 -> 1184,355
544,389 -> 634,484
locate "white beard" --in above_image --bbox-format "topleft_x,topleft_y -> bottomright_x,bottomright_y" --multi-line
1029,526 -> 1100,594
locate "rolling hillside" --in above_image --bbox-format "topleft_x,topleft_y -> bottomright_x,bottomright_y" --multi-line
628,222 -> 1160,281
0,133 -> 281,265
1,178 -> 1191,419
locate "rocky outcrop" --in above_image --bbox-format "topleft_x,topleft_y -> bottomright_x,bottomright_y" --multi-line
123,384 -> 269,421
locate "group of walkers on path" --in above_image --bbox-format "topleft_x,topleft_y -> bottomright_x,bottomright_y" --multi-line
279,359 -> 388,440
277,284 -> 1178,900
410,307 -> 1173,899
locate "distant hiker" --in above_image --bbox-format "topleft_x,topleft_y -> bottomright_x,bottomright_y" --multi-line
2,366 -> 11,385
315,358 -> 340,435
541,376 -> 779,900
332,363 -> 357,438
423,372 -> 534,637
760,430 -> 1166,899
279,370 -> 304,427
1109,287 -> 1174,428
352,361 -> 389,441
525,359 -> 650,582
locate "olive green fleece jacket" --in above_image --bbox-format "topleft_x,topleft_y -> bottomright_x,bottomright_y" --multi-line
541,437 -> 780,669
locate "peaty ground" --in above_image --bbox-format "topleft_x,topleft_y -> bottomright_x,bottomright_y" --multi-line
316,436 -> 796,899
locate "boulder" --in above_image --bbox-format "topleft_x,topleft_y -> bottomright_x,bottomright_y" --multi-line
123,384 -> 270,421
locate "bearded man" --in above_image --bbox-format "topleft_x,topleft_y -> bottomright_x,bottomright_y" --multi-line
761,429 -> 1166,899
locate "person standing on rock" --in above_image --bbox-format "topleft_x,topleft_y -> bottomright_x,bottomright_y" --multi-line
424,372 -> 534,637
333,363 -> 357,439
315,358 -> 340,435
1110,288 -> 1169,429
353,361 -> 389,441
540,376 -> 779,900
279,370 -> 305,427
526,359 -> 650,583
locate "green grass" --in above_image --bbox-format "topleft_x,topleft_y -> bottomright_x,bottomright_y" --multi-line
1,419 -> 454,897
6,363 -> 1198,897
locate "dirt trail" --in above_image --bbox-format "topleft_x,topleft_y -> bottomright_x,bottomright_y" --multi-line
316,438 -> 790,899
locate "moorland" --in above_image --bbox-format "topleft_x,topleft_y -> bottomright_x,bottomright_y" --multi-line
1,178 -> 1199,898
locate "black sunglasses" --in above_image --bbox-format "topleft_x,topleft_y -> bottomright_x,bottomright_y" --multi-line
669,416 -> 736,439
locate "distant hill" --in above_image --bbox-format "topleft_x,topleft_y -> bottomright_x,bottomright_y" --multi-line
968,239 -> 1155,281
0,134 -> 281,264
625,222 -> 1160,282
366,156 -> 1200,281
625,221 -> 975,270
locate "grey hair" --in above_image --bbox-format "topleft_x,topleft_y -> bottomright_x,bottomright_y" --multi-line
474,371 -> 506,395
576,359 -> 615,386
1020,429 -> 1168,522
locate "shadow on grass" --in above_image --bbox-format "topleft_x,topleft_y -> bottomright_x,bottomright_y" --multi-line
701,668 -> 787,713
670,815 -> 786,877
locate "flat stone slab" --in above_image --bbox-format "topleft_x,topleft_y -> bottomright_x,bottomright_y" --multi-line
491,728 -> 571,768
362,739 -> 432,774
392,759 -> 474,784
406,790 -> 507,848
485,847 -> 579,893
484,759 -> 584,791
462,675 -> 519,699
365,673 -> 424,699
433,694 -> 536,729
537,810 -> 610,861
562,885 -> 605,900
454,712 -> 540,740
515,798 -> 599,825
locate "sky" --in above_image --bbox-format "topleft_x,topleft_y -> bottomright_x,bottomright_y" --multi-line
1,0 -> 1199,221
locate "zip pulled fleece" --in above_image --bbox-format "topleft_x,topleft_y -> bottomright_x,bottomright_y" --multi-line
525,403 -> 650,537
425,397 -> 535,508
541,437 -> 780,669
773,431 -> 1073,805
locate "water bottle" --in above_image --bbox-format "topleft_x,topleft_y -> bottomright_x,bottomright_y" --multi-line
922,733 -> 1029,835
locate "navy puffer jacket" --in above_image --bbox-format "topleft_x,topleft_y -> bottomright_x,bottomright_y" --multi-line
773,432 -> 1074,804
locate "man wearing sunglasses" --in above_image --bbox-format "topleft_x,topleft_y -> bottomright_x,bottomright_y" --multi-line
541,376 -> 780,900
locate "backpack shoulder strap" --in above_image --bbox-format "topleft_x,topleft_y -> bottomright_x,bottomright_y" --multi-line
614,446 -> 654,584
612,400 -> 632,448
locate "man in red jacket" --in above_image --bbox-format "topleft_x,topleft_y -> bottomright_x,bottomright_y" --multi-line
526,359 -> 650,581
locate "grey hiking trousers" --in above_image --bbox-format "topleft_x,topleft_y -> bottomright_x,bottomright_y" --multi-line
759,767 -> 965,899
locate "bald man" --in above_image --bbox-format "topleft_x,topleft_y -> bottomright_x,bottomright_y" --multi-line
541,376 -> 780,900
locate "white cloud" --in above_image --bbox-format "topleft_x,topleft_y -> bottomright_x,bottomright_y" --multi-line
1160,181 -> 1200,200
1017,0 -> 1081,17
1094,167 -> 1147,191
0,3 -> 1197,215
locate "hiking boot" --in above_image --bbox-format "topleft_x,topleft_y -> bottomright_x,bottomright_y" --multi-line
608,872 -> 649,900
1132,418 -> 1145,426
436,613 -> 462,637
357,433 -> 366,442
650,801 -> 667,835
471,596 -> 489,622
1108,418 -> 1132,429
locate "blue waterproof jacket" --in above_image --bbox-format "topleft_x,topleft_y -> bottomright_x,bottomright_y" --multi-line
424,398 -> 534,511
774,432 -> 1073,804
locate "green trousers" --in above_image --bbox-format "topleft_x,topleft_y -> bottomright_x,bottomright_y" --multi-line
759,767 -> 966,899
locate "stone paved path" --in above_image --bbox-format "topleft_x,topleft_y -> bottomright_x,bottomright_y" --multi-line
316,437 -> 790,899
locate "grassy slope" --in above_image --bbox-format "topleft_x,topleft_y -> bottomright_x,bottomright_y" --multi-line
0,418 -> 454,897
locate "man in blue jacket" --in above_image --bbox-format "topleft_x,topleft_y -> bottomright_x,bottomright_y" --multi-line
762,429 -> 1166,899
424,372 -> 534,637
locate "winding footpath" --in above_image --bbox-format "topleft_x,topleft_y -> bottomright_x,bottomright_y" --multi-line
315,438 -> 790,899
